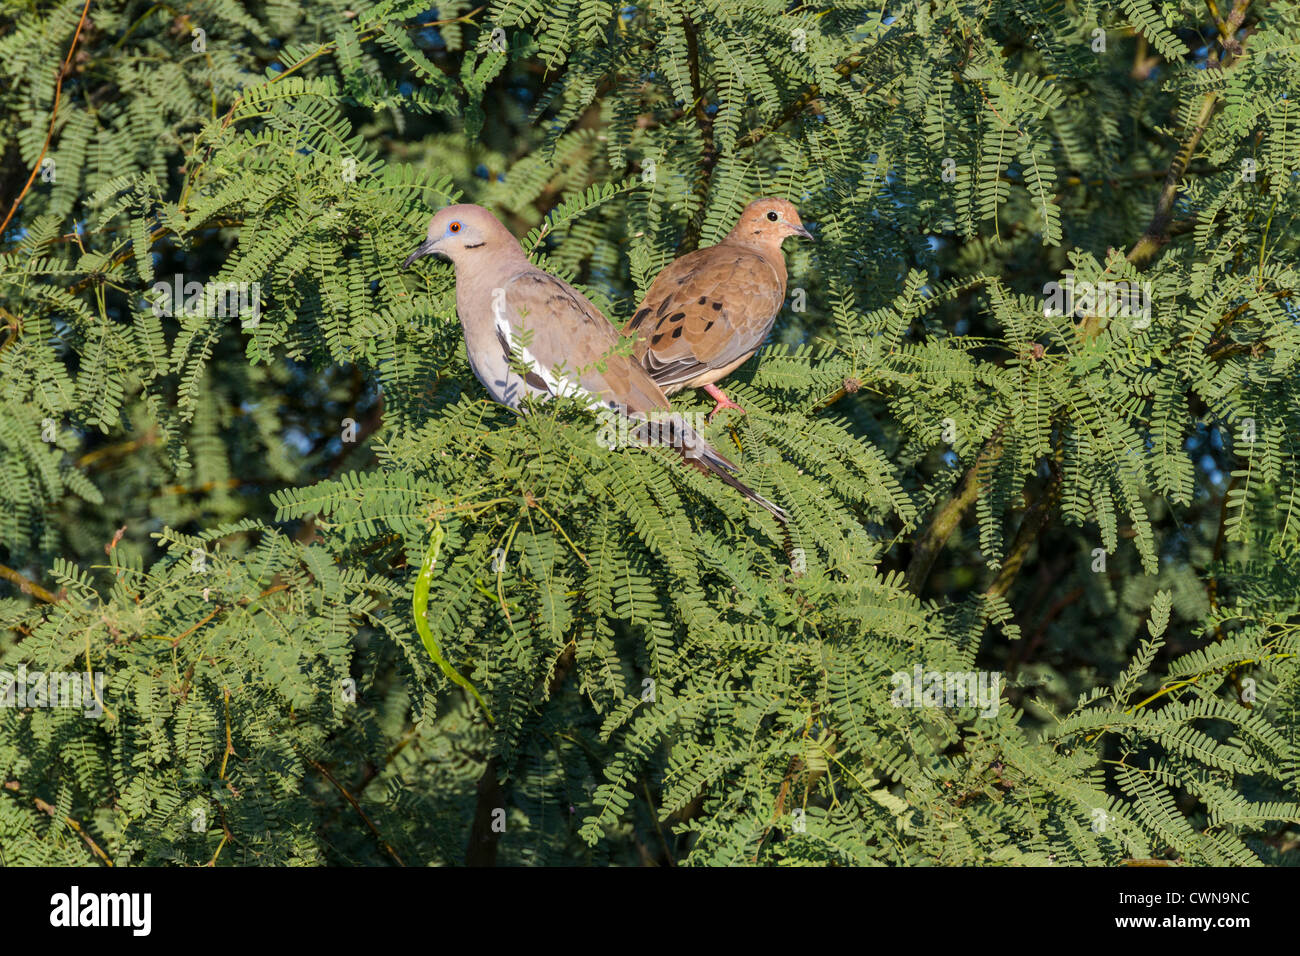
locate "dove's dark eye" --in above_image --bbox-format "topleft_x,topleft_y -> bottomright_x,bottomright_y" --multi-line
449,221 -> 462,233
766,211 -> 779,222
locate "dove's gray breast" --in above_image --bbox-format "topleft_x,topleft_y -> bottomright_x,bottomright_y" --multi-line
456,269 -> 552,410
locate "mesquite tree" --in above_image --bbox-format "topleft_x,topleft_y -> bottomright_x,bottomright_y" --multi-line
1,0 -> 1298,866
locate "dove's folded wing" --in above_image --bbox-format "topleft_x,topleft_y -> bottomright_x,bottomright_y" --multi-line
626,250 -> 784,391
498,270 -> 670,417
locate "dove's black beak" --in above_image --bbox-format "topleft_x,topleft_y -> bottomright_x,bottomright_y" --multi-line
403,238 -> 438,269
792,224 -> 814,241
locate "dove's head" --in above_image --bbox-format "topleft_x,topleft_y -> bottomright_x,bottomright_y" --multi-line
403,204 -> 522,270
730,198 -> 813,246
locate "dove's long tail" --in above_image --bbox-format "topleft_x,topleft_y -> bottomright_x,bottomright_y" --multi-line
635,413 -> 789,524
694,450 -> 790,524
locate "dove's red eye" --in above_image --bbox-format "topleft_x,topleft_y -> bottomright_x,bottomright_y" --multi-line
449,221 -> 461,233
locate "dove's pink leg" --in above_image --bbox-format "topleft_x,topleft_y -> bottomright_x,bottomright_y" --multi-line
703,384 -> 746,421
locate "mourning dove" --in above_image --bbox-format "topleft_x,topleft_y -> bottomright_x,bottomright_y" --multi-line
404,204 -> 787,523
623,198 -> 812,420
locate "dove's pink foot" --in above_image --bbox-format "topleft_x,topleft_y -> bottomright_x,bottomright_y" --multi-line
704,384 -> 746,422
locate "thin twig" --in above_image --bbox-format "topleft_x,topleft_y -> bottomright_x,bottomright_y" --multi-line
306,756 -> 406,866
0,0 -> 92,236
904,422 -> 1005,592
679,14 -> 718,253
1127,0 -> 1254,269
3,781 -> 114,865
0,564 -> 61,603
